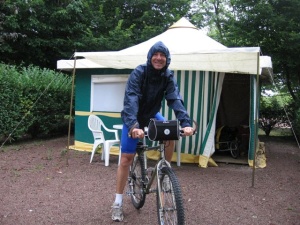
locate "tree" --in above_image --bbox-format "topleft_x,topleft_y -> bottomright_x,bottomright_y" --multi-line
190,0 -> 232,39
0,0 -> 91,68
0,0 -> 192,69
259,90 -> 291,136
193,0 -> 300,102
192,0 -> 300,136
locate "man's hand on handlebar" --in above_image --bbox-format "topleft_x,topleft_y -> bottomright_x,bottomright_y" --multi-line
181,127 -> 195,136
128,120 -> 197,138
131,128 -> 145,139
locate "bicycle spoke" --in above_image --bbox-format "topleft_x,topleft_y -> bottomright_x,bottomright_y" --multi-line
128,154 -> 146,209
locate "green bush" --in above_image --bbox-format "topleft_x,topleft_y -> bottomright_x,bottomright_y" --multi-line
0,63 -> 73,141
259,94 -> 291,136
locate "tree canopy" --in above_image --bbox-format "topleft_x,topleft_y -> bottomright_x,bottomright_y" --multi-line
192,0 -> 300,103
0,0 -> 192,69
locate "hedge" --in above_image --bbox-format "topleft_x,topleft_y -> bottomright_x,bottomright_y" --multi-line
0,63 -> 73,142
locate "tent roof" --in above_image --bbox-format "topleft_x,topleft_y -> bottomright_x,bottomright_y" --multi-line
57,17 -> 272,76
117,17 -> 226,55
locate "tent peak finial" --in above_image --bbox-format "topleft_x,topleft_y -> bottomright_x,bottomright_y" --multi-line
168,17 -> 198,30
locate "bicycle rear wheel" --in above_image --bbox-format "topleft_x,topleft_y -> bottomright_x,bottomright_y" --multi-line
129,153 -> 146,209
156,166 -> 185,225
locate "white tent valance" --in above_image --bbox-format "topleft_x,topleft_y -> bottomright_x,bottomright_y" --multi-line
71,48 -> 271,75
58,50 -> 271,76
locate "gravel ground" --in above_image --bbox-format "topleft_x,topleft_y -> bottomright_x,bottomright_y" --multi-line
0,135 -> 299,225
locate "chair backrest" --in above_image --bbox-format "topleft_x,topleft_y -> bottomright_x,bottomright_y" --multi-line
88,115 -> 105,141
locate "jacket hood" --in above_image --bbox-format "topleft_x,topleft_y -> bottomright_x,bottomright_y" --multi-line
146,41 -> 171,72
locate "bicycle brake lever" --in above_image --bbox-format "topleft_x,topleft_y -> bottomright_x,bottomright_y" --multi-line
144,127 -> 148,136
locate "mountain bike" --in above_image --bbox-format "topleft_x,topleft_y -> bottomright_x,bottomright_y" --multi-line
126,119 -> 197,225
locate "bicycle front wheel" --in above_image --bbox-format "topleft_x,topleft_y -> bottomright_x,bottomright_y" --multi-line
129,153 -> 146,209
156,166 -> 185,225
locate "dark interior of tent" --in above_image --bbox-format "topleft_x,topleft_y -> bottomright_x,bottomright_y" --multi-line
215,73 -> 252,163
214,72 -> 271,163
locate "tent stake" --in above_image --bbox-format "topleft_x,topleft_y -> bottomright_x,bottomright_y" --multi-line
66,55 -> 77,166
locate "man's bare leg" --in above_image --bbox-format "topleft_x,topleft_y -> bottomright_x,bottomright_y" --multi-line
112,153 -> 135,222
116,153 -> 135,194
164,140 -> 175,162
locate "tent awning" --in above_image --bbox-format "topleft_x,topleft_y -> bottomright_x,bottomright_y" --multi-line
58,48 -> 272,76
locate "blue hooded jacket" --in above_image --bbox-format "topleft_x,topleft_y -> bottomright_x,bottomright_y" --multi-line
121,41 -> 192,129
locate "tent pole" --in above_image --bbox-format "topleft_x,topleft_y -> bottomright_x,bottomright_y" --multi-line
252,52 -> 260,187
66,55 -> 77,166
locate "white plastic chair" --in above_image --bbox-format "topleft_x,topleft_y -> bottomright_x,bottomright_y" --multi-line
88,115 -> 120,166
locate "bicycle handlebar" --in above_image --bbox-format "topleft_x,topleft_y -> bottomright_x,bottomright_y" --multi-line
128,119 -> 198,138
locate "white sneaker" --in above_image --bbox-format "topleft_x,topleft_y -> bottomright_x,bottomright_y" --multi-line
111,203 -> 124,222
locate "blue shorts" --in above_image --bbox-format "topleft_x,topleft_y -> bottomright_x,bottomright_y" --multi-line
121,112 -> 165,154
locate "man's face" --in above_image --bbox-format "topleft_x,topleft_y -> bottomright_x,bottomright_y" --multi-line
151,52 -> 166,70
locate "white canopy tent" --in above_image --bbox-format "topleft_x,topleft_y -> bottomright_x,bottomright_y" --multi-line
58,17 -> 272,168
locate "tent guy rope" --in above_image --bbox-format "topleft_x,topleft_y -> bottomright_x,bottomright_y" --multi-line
65,54 -> 77,166
0,53 -> 75,152
260,51 -> 300,149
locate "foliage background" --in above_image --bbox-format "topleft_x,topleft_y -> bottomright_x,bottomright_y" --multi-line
0,63 -> 72,141
0,0 -> 299,138
0,0 -> 192,69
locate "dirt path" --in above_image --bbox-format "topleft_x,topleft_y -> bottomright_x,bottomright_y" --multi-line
0,135 -> 299,225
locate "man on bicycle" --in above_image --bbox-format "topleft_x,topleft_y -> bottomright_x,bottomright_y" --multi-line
112,41 -> 194,222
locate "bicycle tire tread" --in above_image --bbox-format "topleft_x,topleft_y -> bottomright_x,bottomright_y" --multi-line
130,153 -> 146,209
157,166 -> 185,225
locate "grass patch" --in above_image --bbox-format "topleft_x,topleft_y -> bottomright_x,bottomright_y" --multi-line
29,164 -> 45,172
259,128 -> 293,136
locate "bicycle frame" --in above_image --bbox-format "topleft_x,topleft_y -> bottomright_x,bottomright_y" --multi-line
141,140 -> 172,195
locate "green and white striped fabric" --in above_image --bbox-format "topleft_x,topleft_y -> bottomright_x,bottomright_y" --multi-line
161,70 -> 225,158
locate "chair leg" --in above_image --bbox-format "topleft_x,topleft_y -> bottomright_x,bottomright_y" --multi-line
90,143 -> 99,163
104,142 -> 110,166
101,147 -> 105,161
